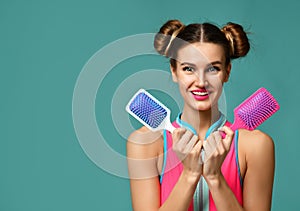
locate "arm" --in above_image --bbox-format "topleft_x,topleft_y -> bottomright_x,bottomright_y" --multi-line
127,127 -> 203,211
203,127 -> 275,211
240,129 -> 275,211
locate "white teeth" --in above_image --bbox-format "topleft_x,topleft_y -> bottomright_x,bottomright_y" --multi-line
192,91 -> 208,96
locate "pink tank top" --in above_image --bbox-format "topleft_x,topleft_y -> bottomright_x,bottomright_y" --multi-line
160,114 -> 243,211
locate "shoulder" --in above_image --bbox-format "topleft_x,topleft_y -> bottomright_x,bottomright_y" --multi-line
127,127 -> 164,179
238,129 -> 275,166
238,129 -> 275,178
127,126 -> 164,159
238,129 -> 274,153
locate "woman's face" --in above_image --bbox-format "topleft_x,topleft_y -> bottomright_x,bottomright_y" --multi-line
171,42 -> 231,112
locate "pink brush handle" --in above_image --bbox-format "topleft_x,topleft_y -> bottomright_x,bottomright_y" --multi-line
220,131 -> 226,139
220,123 -> 238,139
219,87 -> 280,139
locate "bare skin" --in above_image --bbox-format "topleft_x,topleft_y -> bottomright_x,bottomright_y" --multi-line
127,43 -> 275,211
127,127 -> 274,211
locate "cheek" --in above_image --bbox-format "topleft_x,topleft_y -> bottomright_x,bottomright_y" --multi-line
177,76 -> 195,89
207,75 -> 224,88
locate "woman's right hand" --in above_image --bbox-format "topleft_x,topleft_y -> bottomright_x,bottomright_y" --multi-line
172,128 -> 203,179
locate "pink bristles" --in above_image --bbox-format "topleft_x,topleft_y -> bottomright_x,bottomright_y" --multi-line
232,87 -> 280,130
221,87 -> 280,138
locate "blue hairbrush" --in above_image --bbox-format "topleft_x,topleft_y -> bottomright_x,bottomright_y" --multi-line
126,89 -> 176,133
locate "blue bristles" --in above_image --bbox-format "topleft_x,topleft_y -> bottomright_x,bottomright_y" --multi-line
129,92 -> 167,128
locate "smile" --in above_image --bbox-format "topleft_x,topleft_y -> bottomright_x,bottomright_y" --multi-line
191,91 -> 209,96
191,90 -> 210,101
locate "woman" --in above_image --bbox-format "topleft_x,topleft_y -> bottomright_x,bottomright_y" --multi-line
127,19 -> 275,211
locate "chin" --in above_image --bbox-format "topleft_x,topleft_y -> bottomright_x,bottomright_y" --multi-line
188,102 -> 212,112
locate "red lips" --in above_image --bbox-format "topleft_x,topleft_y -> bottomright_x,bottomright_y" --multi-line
191,89 -> 209,101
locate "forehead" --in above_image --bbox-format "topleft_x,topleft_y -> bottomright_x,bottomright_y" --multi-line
176,42 -> 226,65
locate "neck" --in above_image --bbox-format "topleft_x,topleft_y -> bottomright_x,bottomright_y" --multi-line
181,106 -> 221,140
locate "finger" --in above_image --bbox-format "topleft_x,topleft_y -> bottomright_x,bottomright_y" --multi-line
199,147 -> 204,165
191,140 -> 203,164
203,135 -> 216,155
213,130 -> 222,141
202,141 -> 210,163
208,132 -> 222,156
216,137 -> 226,154
213,131 -> 226,154
180,130 -> 195,146
172,128 -> 186,144
173,129 -> 195,153
192,139 -> 203,156
218,126 -> 234,150
184,135 -> 198,153
172,128 -> 186,153
209,132 -> 219,148
199,152 -> 203,165
212,131 -> 222,147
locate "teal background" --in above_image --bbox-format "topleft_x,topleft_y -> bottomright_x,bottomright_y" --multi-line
1,0 -> 299,210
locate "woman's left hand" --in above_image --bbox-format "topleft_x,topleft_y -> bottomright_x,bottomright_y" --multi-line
202,126 -> 234,182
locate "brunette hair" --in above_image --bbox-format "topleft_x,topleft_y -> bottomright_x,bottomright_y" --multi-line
154,19 -> 250,67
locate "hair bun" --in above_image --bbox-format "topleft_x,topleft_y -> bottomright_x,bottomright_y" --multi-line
221,22 -> 250,59
154,20 -> 185,56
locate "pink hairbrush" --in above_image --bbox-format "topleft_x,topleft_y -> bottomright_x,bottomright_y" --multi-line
221,87 -> 280,138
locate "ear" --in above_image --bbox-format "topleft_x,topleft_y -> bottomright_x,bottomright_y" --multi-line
223,63 -> 231,82
170,64 -> 178,83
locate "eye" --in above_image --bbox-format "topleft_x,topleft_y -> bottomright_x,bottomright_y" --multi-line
206,66 -> 220,73
182,66 -> 195,72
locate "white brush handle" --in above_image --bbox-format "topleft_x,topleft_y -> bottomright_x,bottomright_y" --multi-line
165,120 -> 176,133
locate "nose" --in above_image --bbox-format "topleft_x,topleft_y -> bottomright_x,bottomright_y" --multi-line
193,70 -> 207,87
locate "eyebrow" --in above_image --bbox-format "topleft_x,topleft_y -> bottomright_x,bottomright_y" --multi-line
210,61 -> 222,65
180,61 -> 222,67
180,62 -> 196,67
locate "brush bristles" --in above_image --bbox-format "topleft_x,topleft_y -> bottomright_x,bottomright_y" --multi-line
129,92 -> 167,128
236,88 -> 280,130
